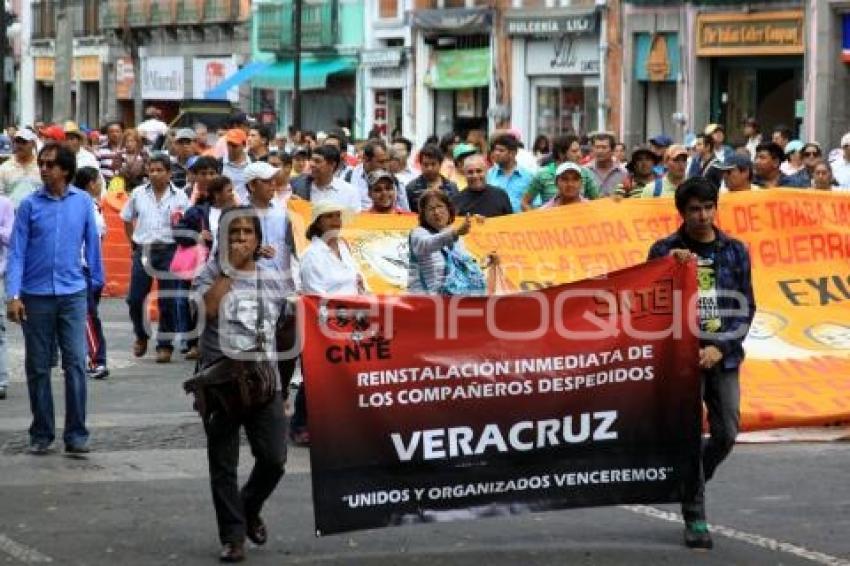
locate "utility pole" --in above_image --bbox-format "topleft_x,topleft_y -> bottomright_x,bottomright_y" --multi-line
292,0 -> 302,130
53,0 -> 73,122
0,8 -> 7,128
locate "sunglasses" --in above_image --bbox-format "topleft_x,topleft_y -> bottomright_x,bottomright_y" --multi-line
802,151 -> 820,157
13,137 -> 32,144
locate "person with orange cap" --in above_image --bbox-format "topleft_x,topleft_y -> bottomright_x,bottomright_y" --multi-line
221,129 -> 252,202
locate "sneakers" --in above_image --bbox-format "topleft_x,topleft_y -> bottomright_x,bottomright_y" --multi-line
87,365 -> 109,380
684,520 -> 713,549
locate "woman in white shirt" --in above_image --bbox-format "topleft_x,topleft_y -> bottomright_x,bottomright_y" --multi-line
299,201 -> 365,295
291,201 -> 364,446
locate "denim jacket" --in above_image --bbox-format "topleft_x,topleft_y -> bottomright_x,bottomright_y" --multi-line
648,225 -> 756,370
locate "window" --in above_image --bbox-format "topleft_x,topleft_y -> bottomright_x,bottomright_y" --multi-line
378,0 -> 399,18
443,0 -> 465,7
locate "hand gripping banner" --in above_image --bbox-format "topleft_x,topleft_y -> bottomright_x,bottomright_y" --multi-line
301,257 -> 702,535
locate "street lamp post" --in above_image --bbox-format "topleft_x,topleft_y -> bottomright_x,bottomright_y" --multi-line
292,0 -> 302,130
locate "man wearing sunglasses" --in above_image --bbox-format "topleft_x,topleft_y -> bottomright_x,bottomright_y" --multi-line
6,143 -> 103,455
0,127 -> 41,207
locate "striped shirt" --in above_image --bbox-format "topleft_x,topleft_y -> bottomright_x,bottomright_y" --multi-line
407,226 -> 461,294
96,143 -> 121,182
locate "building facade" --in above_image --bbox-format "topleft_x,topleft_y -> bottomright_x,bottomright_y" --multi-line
26,0 -> 107,127
101,0 -> 250,126
22,0 -> 249,128
362,0 -> 412,140
250,0 -> 364,135
620,0 -> 850,150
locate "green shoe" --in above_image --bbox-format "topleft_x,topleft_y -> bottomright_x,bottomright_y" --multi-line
684,520 -> 713,549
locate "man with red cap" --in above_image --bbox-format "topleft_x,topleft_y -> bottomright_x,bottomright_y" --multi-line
221,129 -> 252,202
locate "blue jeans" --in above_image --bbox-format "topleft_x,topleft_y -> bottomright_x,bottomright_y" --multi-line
22,291 -> 89,447
174,279 -> 198,350
0,281 -> 8,389
126,245 -> 177,351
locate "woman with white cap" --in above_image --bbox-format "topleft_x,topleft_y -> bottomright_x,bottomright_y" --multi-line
780,140 -> 805,177
291,201 -> 365,445
540,162 -> 587,208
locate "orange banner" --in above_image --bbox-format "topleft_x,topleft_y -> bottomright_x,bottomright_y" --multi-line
291,190 -> 850,431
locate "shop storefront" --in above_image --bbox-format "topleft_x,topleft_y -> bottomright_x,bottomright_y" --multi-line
425,47 -> 490,137
140,55 -> 185,122
411,7 -> 495,143
506,10 -> 600,144
697,10 -> 805,138
362,47 -> 408,140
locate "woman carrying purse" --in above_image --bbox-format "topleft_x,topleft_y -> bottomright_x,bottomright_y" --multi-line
191,206 -> 290,563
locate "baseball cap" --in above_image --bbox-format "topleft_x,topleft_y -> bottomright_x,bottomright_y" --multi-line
293,145 -> 310,157
174,128 -> 196,141
452,143 -> 477,161
367,169 -> 395,187
649,135 -> 673,148
40,125 -> 66,142
715,154 -> 753,171
666,144 -> 689,160
14,128 -> 38,143
243,161 -> 280,183
225,129 -> 247,145
841,133 -> 850,148
555,162 -> 583,178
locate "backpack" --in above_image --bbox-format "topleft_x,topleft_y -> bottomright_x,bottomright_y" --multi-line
409,234 -> 486,296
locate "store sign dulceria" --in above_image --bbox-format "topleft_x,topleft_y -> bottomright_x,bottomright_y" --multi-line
697,10 -> 804,56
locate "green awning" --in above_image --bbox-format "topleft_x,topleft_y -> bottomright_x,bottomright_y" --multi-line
251,57 -> 356,91
427,48 -> 490,90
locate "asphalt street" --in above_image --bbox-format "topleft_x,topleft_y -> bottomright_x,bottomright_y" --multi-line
0,299 -> 848,565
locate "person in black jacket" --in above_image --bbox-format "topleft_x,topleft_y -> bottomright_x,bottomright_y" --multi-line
451,154 -> 513,218
647,177 -> 755,551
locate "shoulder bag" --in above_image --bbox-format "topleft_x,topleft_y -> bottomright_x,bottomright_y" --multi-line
183,270 -> 278,421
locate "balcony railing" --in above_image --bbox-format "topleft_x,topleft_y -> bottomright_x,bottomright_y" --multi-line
101,0 -> 242,29
256,0 -> 337,53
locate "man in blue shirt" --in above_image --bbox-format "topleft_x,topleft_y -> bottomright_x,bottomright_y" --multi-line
6,143 -> 103,455
486,133 -> 533,212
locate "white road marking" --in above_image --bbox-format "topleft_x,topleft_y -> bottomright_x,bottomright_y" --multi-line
621,504 -> 850,566
0,533 -> 53,563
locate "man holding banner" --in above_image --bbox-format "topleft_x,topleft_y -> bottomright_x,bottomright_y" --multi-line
648,177 -> 756,550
